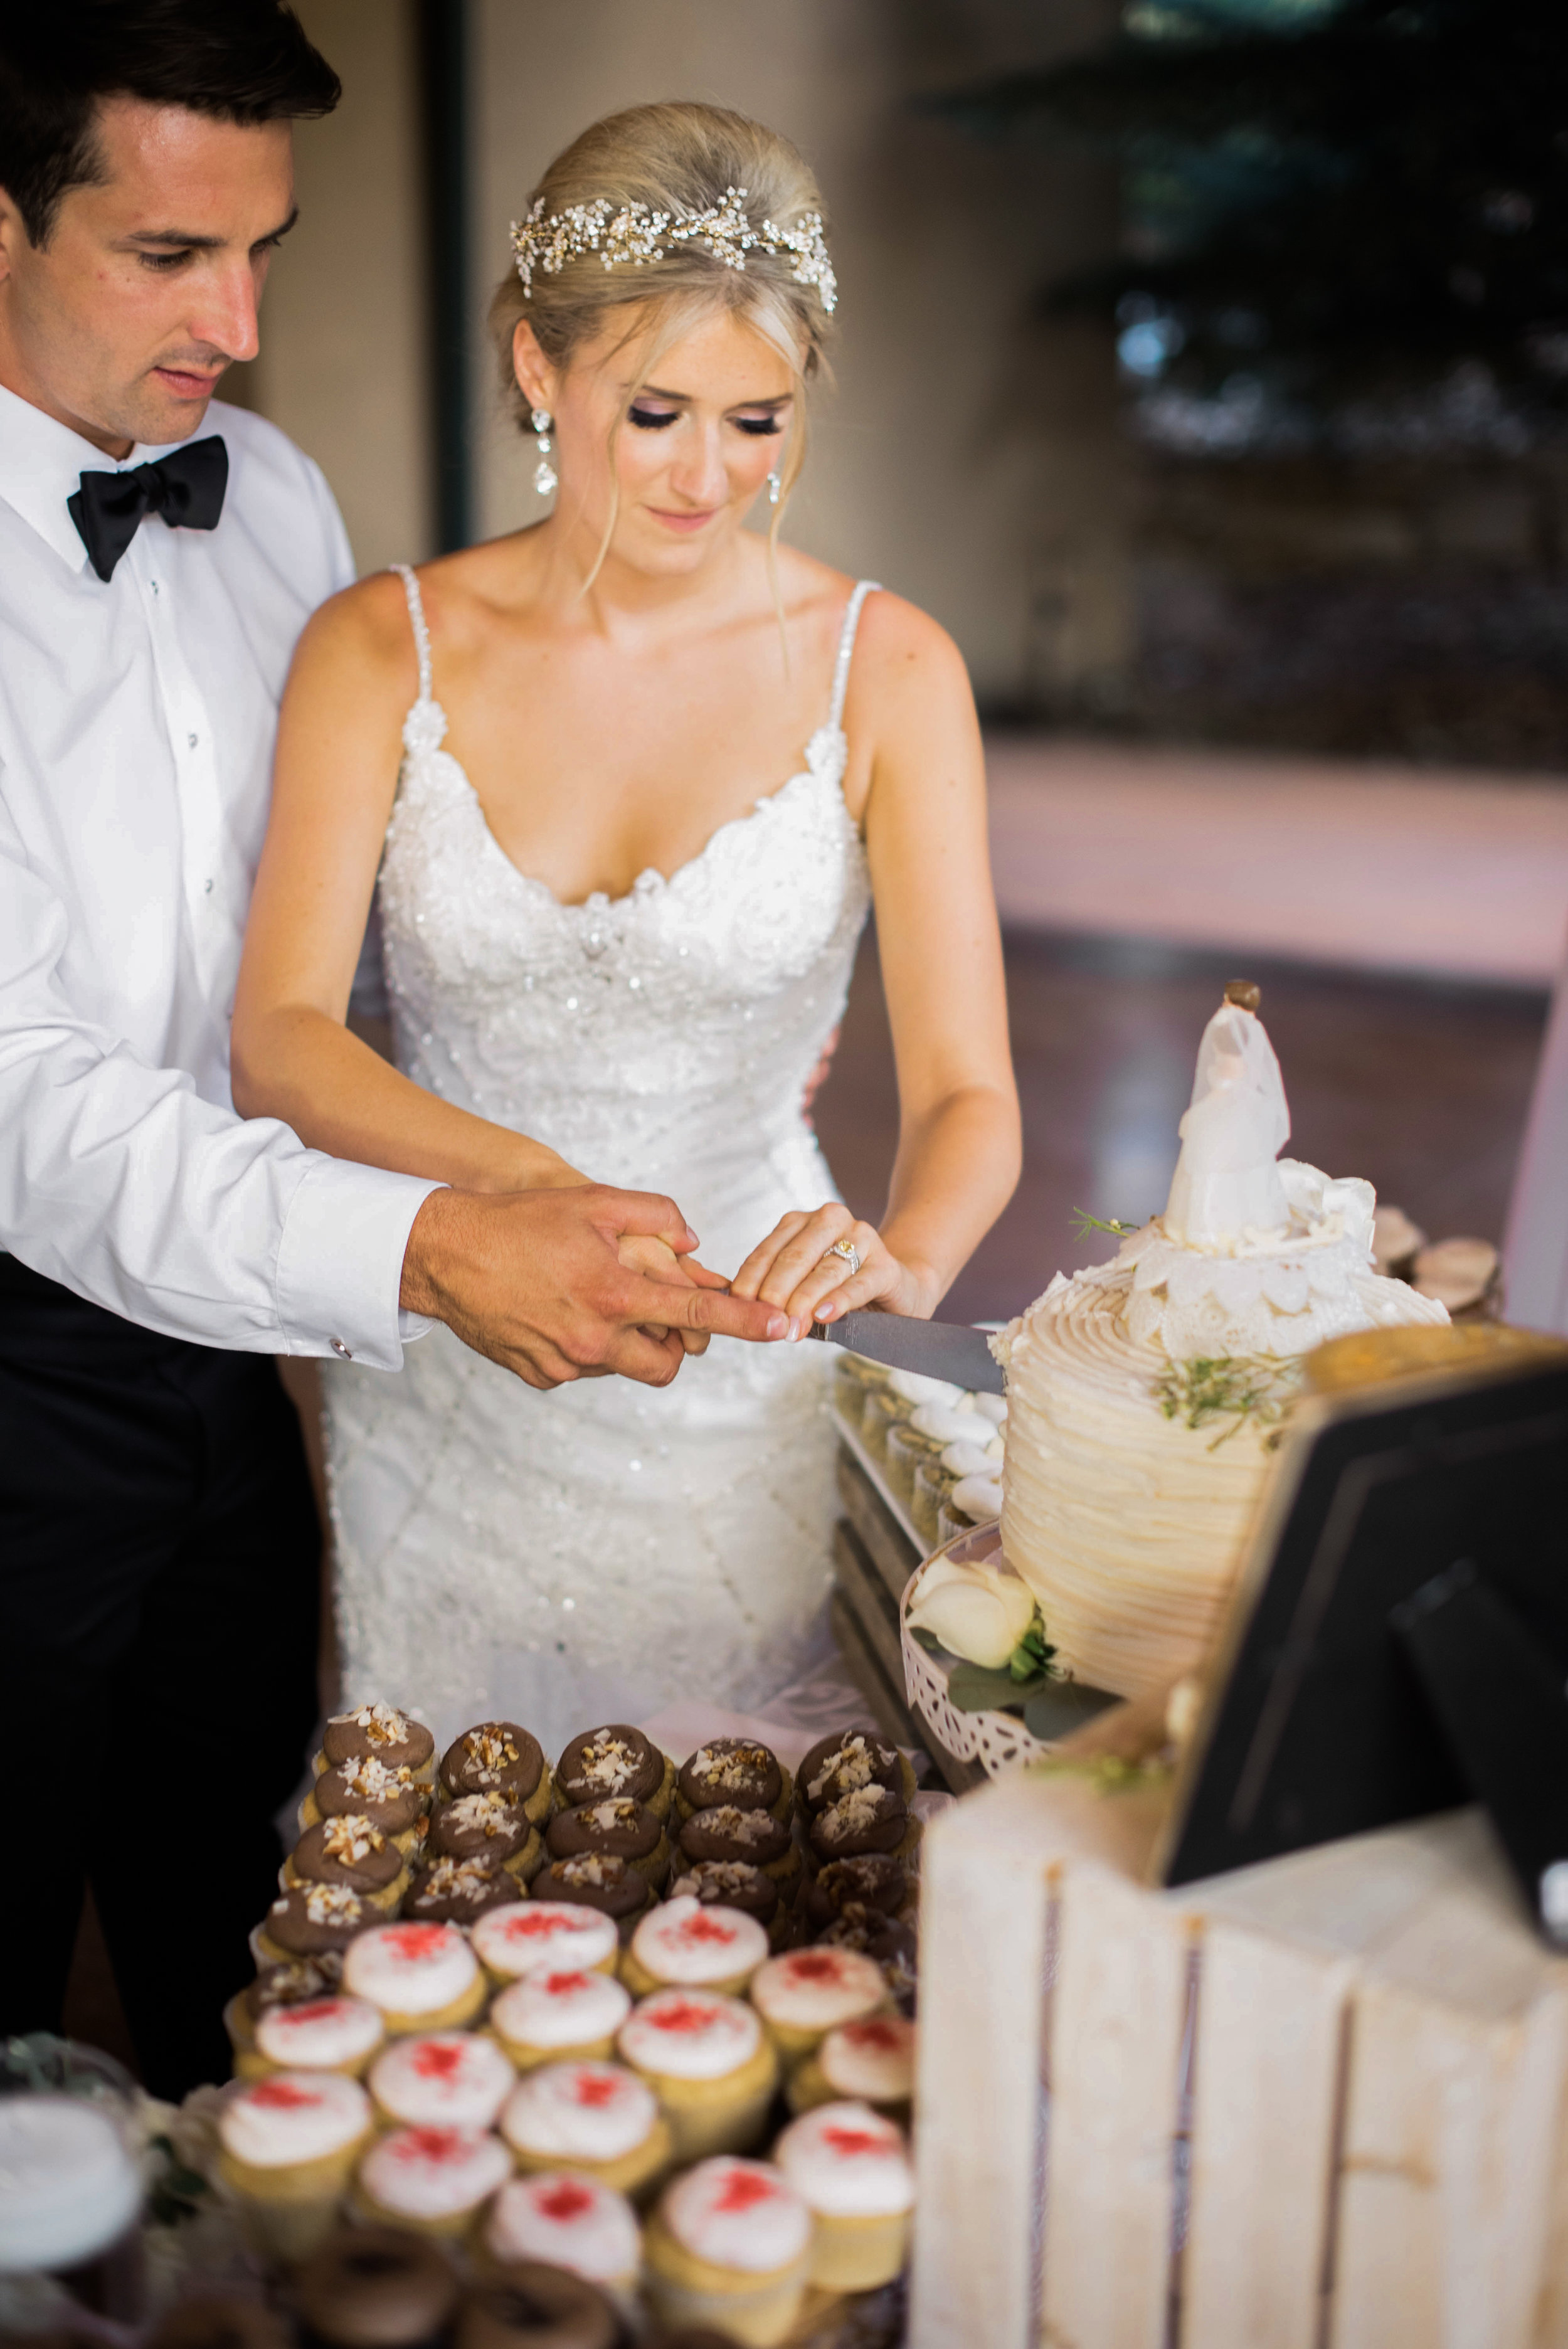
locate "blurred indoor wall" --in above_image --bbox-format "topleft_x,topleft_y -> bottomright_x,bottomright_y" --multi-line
236,0 -> 433,573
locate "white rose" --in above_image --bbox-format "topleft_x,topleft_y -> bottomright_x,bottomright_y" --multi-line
906,1554 -> 1037,1670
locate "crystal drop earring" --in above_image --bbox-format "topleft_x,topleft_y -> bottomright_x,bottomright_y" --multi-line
531,406 -> 557,497
766,468 -> 781,506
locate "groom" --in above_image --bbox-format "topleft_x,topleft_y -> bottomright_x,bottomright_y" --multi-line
0,0 -> 788,2095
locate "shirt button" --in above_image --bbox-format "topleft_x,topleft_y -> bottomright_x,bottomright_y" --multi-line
331,1337 -> 352,1360
204,878 -> 214,894
188,732 -> 198,749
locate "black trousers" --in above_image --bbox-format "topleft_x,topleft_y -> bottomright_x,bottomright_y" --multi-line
0,1256 -> 320,2098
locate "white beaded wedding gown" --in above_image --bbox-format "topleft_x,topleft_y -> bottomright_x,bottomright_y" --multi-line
323,568 -> 879,1754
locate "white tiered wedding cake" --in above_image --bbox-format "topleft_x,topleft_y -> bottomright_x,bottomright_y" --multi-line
996,990 -> 1449,1699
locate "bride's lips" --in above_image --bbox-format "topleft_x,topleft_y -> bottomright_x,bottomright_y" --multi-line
153,364 -> 225,401
647,506 -> 717,535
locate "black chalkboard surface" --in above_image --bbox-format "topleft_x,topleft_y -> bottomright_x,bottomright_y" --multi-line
1159,1346 -> 1568,1941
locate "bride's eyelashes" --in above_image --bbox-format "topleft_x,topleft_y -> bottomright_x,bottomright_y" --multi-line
625,403 -> 787,436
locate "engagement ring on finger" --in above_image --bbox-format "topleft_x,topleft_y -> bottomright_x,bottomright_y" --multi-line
825,1238 -> 862,1276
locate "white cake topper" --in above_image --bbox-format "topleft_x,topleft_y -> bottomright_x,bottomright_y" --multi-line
1163,995 -> 1291,1246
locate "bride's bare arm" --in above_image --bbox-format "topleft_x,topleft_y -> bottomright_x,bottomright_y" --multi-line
730,593 -> 1020,1324
233,572 -> 576,1194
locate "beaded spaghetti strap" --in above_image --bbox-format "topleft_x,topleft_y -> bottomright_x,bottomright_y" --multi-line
391,562 -> 433,706
829,580 -> 881,733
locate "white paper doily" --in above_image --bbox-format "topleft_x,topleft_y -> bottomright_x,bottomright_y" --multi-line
900,1525 -> 1064,1775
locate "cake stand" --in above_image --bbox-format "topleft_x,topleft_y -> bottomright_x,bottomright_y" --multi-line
900,1525 -> 1118,1778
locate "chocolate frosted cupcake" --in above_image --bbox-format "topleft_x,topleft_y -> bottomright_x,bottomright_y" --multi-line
321,1702 -> 435,1781
797,1855 -> 912,1934
557,1726 -> 675,1821
675,1803 -> 800,1893
440,1722 -> 552,1824
547,1798 -> 670,1890
405,1853 -> 522,1926
286,1815 -> 410,1909
307,1754 -> 430,1850
256,1881 -> 376,1965
536,1852 -> 655,1935
428,1790 -> 544,1880
797,1729 -> 914,1820
667,1861 -> 781,1939
808,1784 -> 920,1868
675,1739 -> 792,1826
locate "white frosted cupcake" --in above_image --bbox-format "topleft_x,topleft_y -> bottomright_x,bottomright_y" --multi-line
240,1995 -> 385,2082
788,2012 -> 917,2119
499,2059 -> 672,2200
354,2124 -> 512,2239
749,1946 -> 889,2059
617,1989 -> 778,2163
620,1897 -> 768,2000
369,2032 -> 516,2132
485,2171 -> 642,2295
342,1921 -> 485,2034
490,1967 -> 632,2072
645,2156 -> 813,2348
216,2072 -> 374,2262
774,2101 -> 916,2289
471,1900 -> 619,1986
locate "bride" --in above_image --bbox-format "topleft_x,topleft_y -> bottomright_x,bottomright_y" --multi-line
233,101 -> 1020,1752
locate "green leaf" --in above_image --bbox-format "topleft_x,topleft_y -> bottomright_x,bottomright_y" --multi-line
947,1660 -> 1058,1712
908,1625 -> 941,1653
1071,1207 -> 1143,1241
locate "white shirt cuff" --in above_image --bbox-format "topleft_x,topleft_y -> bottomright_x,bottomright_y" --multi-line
275,1155 -> 443,1371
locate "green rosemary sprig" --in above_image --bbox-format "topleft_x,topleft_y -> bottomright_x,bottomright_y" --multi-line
1072,1208 -> 1142,1241
1156,1354 -> 1300,1451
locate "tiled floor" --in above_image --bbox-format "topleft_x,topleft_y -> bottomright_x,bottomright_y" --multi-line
61,923 -> 1550,2076
812,926 -> 1549,1328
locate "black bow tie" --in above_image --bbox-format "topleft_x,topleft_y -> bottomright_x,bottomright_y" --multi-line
68,434 -> 228,582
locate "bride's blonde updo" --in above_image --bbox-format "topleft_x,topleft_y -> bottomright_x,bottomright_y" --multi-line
489,102 -> 836,514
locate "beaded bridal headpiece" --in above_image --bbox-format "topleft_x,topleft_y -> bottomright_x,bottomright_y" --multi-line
510,183 -> 838,314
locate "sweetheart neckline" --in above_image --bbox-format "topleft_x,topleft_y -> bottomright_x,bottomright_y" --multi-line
406,711 -> 856,916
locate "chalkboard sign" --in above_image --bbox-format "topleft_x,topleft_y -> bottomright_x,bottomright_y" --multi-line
1160,1344 -> 1568,1940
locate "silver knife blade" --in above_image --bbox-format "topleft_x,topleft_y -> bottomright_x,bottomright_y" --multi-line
809,1311 -> 1005,1395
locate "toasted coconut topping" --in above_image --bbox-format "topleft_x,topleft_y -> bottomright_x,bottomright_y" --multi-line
302,1882 -> 364,1926
334,1700 -> 411,1746
416,1857 -> 501,1899
322,1813 -> 384,1863
692,1742 -> 773,1788
576,1732 -> 637,1790
558,1853 -> 618,1887
340,1756 -> 414,1800
447,1792 -> 516,1837
585,1799 -> 638,1832
808,1734 -> 887,1803
671,1862 -> 765,1899
820,1786 -> 894,1842
462,1729 -> 522,1782
702,1805 -> 771,1845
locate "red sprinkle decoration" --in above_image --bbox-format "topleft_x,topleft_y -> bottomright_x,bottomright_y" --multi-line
383,1924 -> 452,1961
714,2167 -> 781,2213
502,1911 -> 575,1939
273,1999 -> 344,2027
573,2071 -> 625,2108
785,1951 -> 846,1983
673,1912 -> 738,1946
842,2018 -> 903,2050
410,2041 -> 468,2080
647,1996 -> 722,2035
393,2126 -> 469,2164
248,2080 -> 320,2109
823,2124 -> 889,2158
543,1970 -> 591,1996
537,2179 -> 595,2220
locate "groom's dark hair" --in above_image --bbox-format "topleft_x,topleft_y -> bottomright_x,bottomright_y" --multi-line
0,0 -> 339,246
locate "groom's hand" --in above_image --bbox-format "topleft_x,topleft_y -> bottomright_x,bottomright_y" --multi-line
400,1186 -> 790,1391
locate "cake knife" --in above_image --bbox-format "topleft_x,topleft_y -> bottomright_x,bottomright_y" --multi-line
807,1311 -> 1005,1396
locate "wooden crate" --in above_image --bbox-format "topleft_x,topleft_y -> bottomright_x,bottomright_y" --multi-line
910,1768 -> 1568,2349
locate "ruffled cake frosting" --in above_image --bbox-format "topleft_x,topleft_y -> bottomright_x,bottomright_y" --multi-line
996,998 -> 1448,1699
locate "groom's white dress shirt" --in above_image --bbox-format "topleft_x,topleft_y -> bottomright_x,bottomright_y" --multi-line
0,383 -> 438,1367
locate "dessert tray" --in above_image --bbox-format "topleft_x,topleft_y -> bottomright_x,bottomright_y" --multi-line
899,1525 -> 1116,1778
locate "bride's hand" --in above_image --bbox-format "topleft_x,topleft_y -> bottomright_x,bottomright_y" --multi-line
618,1230 -> 733,1355
731,1203 -> 934,1331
